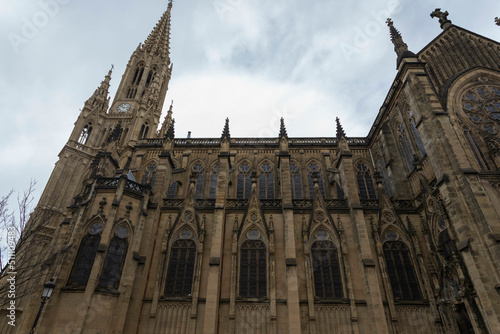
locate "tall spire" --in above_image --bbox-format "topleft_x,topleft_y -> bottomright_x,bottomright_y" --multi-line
86,65 -> 113,111
279,117 -> 288,139
221,118 -> 230,140
143,0 -> 173,60
386,19 -> 416,67
336,117 -> 346,139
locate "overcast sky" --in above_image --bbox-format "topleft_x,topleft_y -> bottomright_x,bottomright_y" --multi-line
0,0 -> 499,210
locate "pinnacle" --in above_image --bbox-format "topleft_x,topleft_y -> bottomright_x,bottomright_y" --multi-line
386,18 -> 416,66
279,117 -> 288,139
86,65 -> 113,110
166,118 -> 175,140
336,117 -> 346,139
221,118 -> 230,140
143,0 -> 173,58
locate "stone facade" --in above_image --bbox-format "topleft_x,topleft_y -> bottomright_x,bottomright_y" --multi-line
2,3 -> 500,334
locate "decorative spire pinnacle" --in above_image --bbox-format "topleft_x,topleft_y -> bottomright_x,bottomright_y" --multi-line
166,118 -> 175,140
86,65 -> 113,111
143,0 -> 173,60
221,118 -> 230,140
336,117 -> 346,139
386,19 -> 409,56
279,117 -> 288,139
496,17 -> 500,26
430,8 -> 452,29
159,101 -> 173,137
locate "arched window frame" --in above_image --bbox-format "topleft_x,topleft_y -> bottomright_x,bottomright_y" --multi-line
167,181 -> 180,199
238,228 -> 268,299
236,162 -> 252,199
191,162 -> 205,199
98,224 -> 130,291
163,226 -> 197,298
141,162 -> 158,187
208,164 -> 219,199
139,122 -> 150,139
78,123 -> 93,145
67,220 -> 103,288
355,161 -> 376,200
382,230 -> 422,301
258,161 -> 275,199
144,66 -> 158,88
307,162 -> 326,199
290,162 -> 303,199
309,229 -> 343,299
127,63 -> 145,98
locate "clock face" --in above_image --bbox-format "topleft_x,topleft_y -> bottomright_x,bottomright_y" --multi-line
117,103 -> 131,112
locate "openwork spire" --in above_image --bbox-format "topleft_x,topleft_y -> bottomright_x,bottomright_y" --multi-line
143,0 -> 173,59
336,117 -> 346,139
87,65 -> 113,111
221,118 -> 230,140
159,101 -> 174,137
166,118 -> 175,140
279,117 -> 288,139
430,8 -> 452,29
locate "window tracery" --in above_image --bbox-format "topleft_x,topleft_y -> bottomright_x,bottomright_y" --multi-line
237,163 -> 252,199
98,225 -> 129,290
290,163 -> 303,199
164,228 -> 196,297
383,231 -> 421,301
462,85 -> 500,134
78,124 -> 92,144
239,230 -> 267,298
67,221 -> 103,287
192,164 -> 204,199
356,163 -> 376,200
141,163 -> 157,187
258,163 -> 274,199
311,230 -> 343,299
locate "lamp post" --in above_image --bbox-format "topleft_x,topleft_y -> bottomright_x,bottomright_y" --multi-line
30,279 -> 56,334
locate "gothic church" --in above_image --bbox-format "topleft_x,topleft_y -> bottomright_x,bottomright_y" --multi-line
2,2 -> 500,333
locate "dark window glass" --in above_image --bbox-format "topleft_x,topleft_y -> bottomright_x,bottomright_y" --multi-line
167,182 -> 178,199
290,164 -> 302,199
237,164 -> 252,199
195,173 -> 204,199
240,240 -> 266,298
383,241 -> 421,301
141,164 -> 157,187
399,123 -> 415,172
258,164 -> 274,199
98,236 -> 128,290
356,164 -> 376,200
209,172 -> 218,199
409,117 -> 426,156
165,239 -> 196,297
67,233 -> 101,287
311,240 -> 343,299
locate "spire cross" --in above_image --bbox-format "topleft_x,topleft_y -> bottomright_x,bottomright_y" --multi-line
430,8 -> 452,29
496,17 -> 500,26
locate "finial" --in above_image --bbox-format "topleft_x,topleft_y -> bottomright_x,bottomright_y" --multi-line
430,8 -> 452,29
221,118 -> 230,140
279,117 -> 288,139
496,17 -> 500,26
386,18 -> 416,67
166,119 -> 175,140
336,117 -> 346,139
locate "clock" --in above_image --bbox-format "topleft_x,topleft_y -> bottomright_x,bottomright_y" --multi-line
117,103 -> 131,112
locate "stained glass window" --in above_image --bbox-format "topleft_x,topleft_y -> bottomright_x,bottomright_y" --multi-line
438,229 -> 455,260
237,164 -> 252,199
462,85 -> 500,134
98,228 -> 129,290
167,182 -> 178,199
258,164 -> 274,199
165,239 -> 196,297
290,164 -> 303,199
67,223 -> 102,287
308,164 -> 326,199
383,241 -> 421,301
240,240 -> 266,298
311,240 -> 343,299
356,163 -> 376,200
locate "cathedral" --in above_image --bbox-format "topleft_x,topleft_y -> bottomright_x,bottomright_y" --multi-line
2,2 -> 500,333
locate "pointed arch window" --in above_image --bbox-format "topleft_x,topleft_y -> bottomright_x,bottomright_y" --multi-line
193,164 -> 204,199
167,181 -> 179,199
237,164 -> 252,199
259,164 -> 274,199
311,236 -> 343,299
383,237 -> 421,301
98,226 -> 129,290
240,237 -> 267,298
144,67 -> 157,88
463,126 -> 491,171
139,122 -> 150,139
67,222 -> 103,287
408,108 -> 426,156
290,164 -> 303,199
356,163 -> 376,200
307,164 -> 326,199
398,123 -> 415,172
127,64 -> 145,98
335,182 -> 344,200
78,124 -> 92,144
141,164 -> 157,187
209,165 -> 219,199
165,231 -> 196,297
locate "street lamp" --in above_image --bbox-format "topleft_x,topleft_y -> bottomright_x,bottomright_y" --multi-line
30,278 -> 56,334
